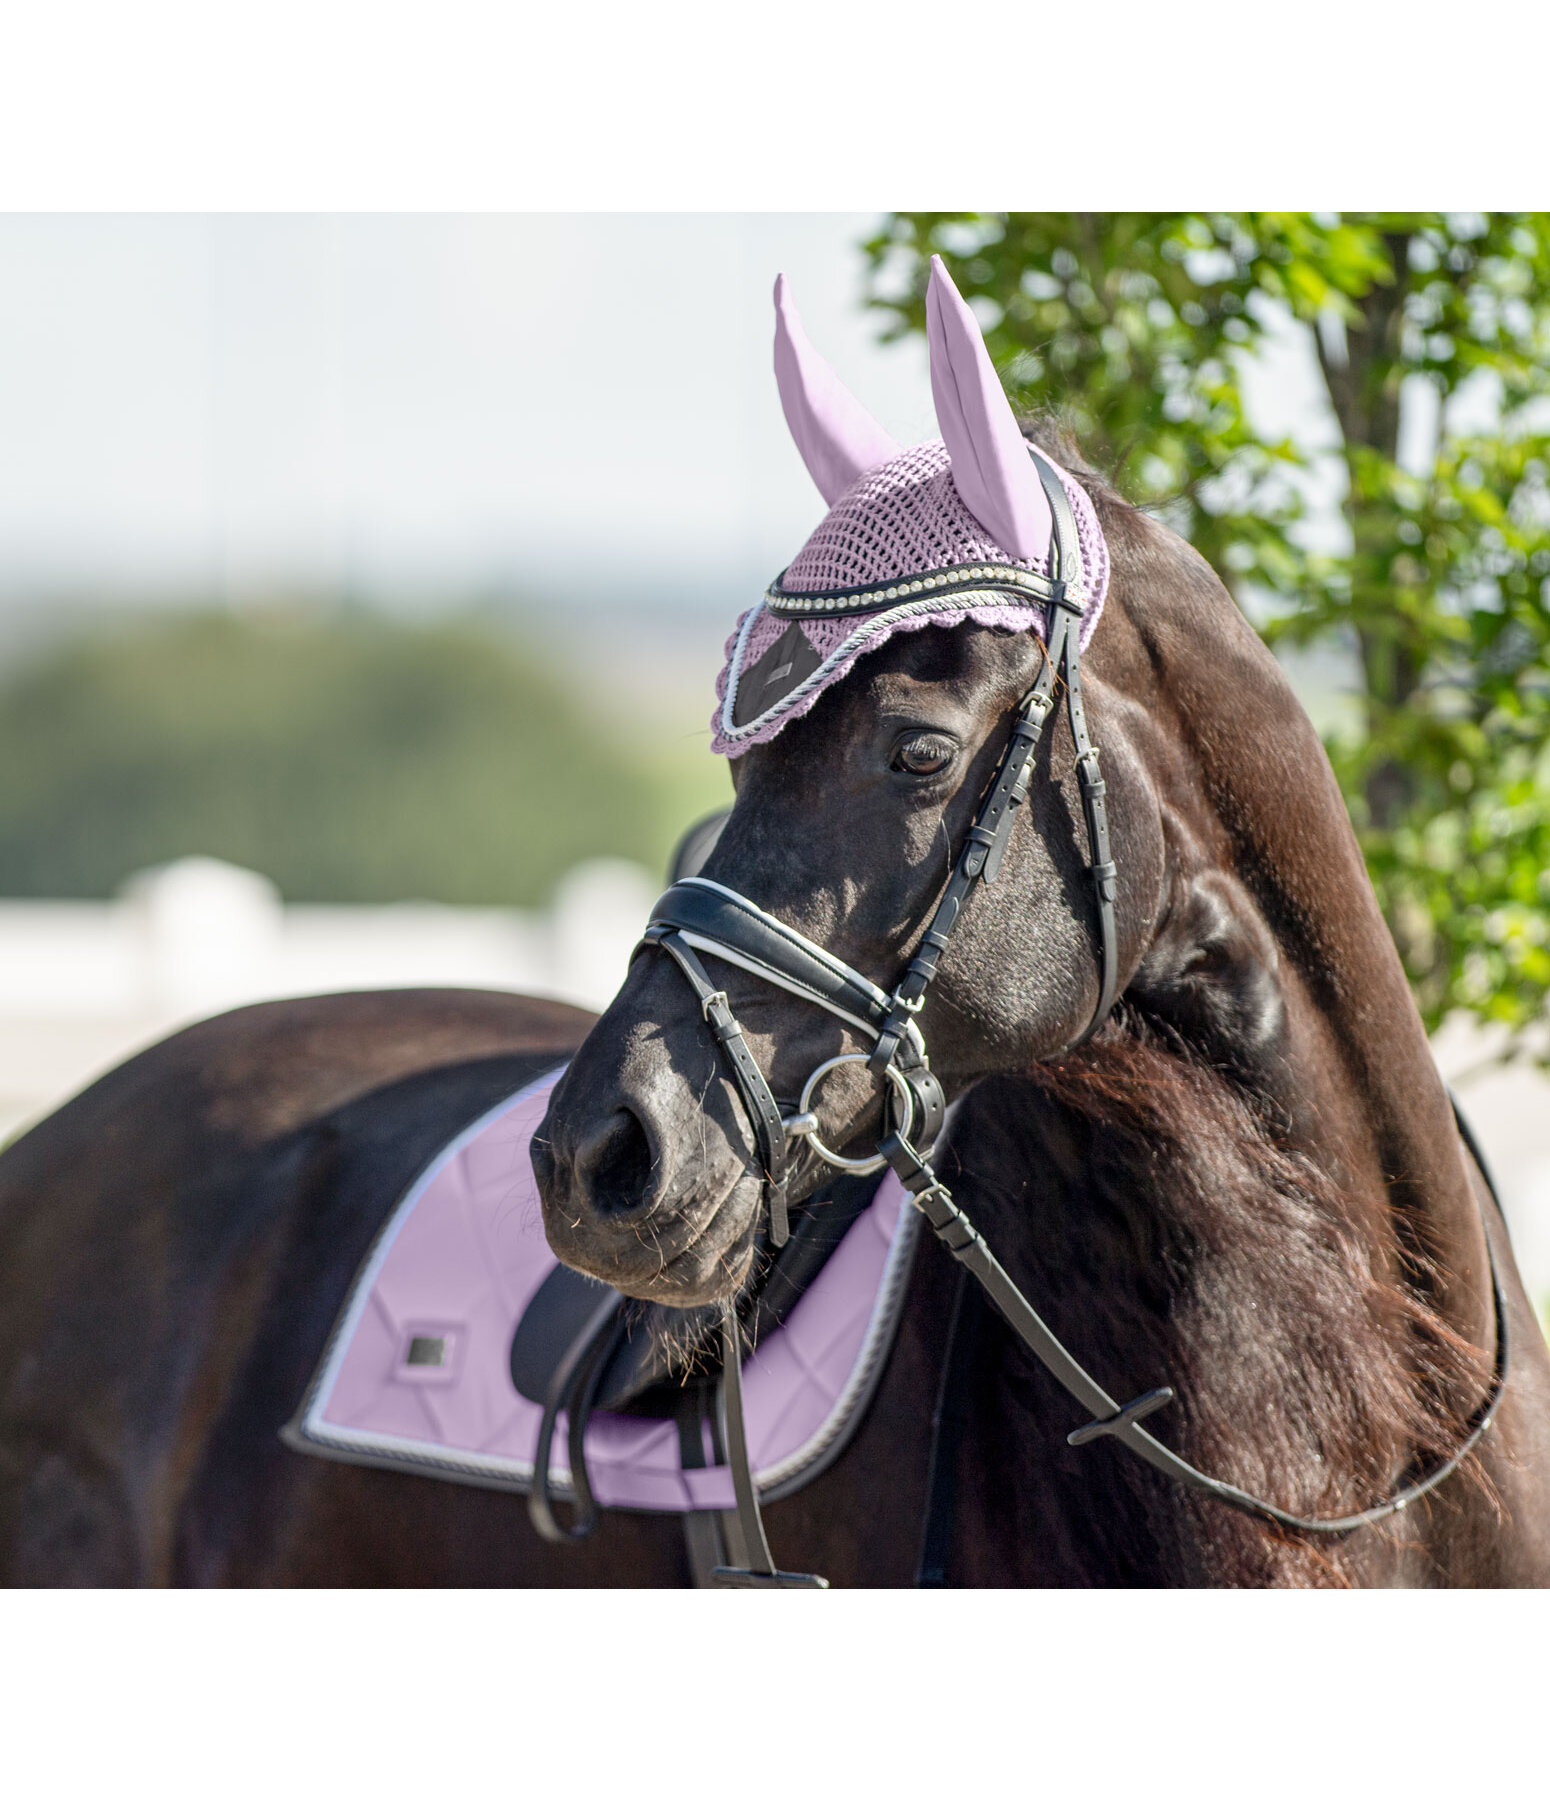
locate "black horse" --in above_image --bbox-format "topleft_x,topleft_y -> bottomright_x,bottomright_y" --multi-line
2,418 -> 1547,1585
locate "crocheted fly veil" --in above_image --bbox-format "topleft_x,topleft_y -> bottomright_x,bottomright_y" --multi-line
713,256 -> 1109,756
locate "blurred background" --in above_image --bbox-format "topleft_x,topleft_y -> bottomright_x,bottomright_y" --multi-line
1,212 -> 1546,1318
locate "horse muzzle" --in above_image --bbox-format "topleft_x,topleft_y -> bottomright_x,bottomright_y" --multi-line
531,978 -> 770,1305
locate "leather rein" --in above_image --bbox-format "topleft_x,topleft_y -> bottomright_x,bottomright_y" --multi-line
633,455 -> 1510,1586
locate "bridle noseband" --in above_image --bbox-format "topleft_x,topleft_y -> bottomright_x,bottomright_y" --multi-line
630,450 -> 1508,1585
640,454 -> 1113,1249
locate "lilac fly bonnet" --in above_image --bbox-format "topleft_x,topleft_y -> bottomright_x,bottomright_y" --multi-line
712,255 -> 1109,756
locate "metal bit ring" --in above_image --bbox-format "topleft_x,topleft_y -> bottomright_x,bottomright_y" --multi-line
782,1053 -> 916,1174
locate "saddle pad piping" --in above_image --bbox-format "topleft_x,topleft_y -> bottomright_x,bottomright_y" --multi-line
759,1196 -> 920,1501
283,1065 -> 925,1511
281,1073 -> 567,1488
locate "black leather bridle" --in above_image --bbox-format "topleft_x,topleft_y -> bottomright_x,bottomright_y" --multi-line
634,454 -> 1509,1587
642,456 -> 1113,1252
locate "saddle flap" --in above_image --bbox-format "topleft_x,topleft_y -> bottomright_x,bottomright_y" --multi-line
508,1170 -> 888,1417
508,1263 -> 618,1405
290,1066 -> 921,1516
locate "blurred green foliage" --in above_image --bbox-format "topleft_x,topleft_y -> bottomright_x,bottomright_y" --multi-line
0,608 -> 724,905
867,214 -> 1550,1053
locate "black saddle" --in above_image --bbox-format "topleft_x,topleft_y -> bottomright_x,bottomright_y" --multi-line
507,1167 -> 884,1577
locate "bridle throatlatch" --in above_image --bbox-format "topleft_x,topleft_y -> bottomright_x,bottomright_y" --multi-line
635,455 -> 1508,1587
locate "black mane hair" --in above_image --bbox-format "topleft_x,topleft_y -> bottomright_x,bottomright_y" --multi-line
951,1016 -> 1495,1585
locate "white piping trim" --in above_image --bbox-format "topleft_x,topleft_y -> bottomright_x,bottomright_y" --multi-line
288,1067 -> 934,1510
719,588 -> 1051,746
296,1067 -> 566,1448
759,1094 -> 962,1495
674,932 -> 880,1042
298,1421 -> 552,1491
674,876 -> 926,1058
679,876 -> 890,999
756,1197 -> 920,1494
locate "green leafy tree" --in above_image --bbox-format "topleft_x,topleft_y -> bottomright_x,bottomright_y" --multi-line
865,214 -> 1550,1054
0,609 -> 720,906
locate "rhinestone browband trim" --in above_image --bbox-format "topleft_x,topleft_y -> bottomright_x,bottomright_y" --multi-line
766,560 -> 1067,619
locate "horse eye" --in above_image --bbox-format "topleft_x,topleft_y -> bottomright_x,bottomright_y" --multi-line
891,732 -> 956,776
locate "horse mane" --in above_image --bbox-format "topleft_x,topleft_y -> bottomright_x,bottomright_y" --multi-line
1018,412 -> 1115,494
966,1012 -> 1496,1583
828,415 -> 1468,1573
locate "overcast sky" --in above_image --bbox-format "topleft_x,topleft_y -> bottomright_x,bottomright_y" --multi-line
0,215 -> 947,617
0,212 -> 1368,633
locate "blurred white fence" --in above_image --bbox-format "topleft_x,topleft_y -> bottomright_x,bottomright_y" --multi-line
0,854 -> 657,1142
1432,1019 -> 1550,1319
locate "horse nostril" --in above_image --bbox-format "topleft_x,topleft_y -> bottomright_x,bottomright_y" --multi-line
577,1108 -> 658,1219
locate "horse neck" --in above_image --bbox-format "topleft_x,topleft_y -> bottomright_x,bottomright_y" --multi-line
944,1018 -> 1496,1584
1114,524 -> 1491,1351
937,518 -> 1499,1583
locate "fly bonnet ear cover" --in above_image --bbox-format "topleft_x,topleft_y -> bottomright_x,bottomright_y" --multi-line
712,255 -> 1109,756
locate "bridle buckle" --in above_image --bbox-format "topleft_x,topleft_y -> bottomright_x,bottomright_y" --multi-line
784,1052 -> 917,1175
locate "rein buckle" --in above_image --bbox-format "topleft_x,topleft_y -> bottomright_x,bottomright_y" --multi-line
785,1053 -> 916,1175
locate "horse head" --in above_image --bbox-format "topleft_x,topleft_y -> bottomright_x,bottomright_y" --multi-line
533,257 -> 1189,1303
534,247 -> 1489,1372
526,242 -> 1550,1576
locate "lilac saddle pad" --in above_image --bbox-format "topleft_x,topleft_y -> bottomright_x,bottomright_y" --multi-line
286,1066 -> 920,1512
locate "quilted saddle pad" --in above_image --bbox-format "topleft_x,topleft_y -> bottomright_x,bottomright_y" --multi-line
286,1066 -> 919,1512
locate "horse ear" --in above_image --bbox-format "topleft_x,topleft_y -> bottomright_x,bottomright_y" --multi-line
926,254 -> 1052,564
773,274 -> 900,505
